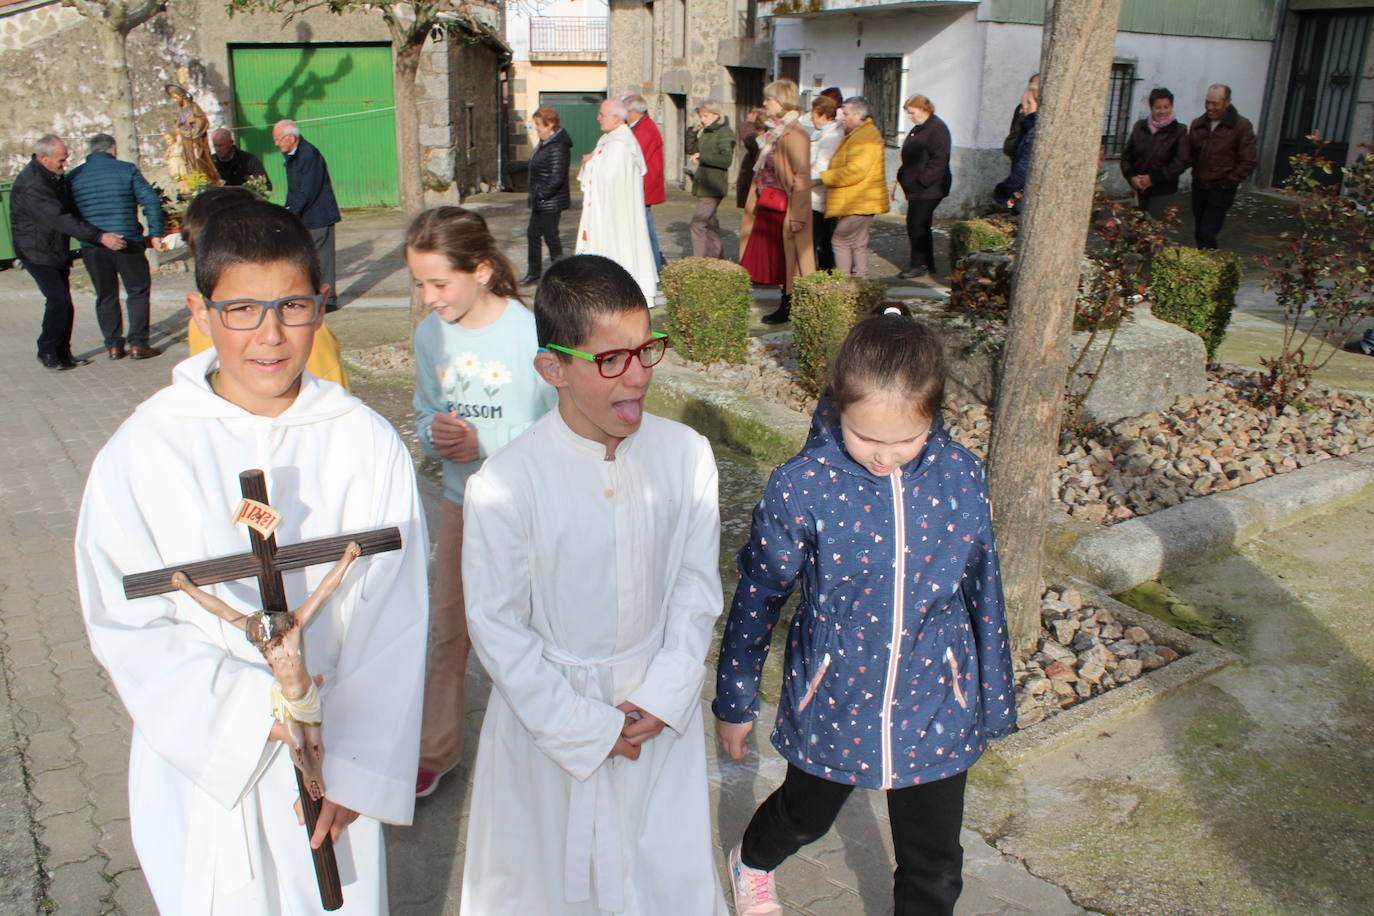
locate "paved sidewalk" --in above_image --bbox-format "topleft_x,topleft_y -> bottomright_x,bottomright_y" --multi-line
0,230 -> 1085,915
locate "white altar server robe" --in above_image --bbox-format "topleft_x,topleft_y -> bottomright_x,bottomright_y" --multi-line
75,349 -> 429,915
459,408 -> 728,915
576,123 -> 659,304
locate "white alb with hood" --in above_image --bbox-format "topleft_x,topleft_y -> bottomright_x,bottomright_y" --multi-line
75,349 -> 429,915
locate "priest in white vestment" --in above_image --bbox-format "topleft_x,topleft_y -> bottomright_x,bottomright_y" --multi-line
459,406 -> 729,915
575,99 -> 659,304
75,350 -> 429,915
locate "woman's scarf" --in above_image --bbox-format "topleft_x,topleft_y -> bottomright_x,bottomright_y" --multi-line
1148,114 -> 1176,134
755,110 -> 800,172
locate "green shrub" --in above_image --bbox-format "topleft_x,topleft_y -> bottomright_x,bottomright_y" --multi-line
661,257 -> 752,364
790,270 -> 885,394
949,218 -> 1015,269
1150,247 -> 1242,361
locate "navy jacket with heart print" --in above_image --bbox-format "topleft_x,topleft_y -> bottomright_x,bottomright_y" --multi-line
713,396 -> 1016,789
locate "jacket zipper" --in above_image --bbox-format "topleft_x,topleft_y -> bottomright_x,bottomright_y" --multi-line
881,473 -> 907,790
797,653 -> 831,712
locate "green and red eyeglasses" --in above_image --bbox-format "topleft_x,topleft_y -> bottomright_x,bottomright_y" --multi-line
544,332 -> 669,379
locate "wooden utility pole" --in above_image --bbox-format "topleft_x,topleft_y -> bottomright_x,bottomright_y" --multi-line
987,0 -> 1123,657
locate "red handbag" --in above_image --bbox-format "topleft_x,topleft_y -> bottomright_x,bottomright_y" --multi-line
757,186 -> 788,213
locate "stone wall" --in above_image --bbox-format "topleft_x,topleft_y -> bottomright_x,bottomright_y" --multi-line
609,0 -> 767,184
0,0 -> 495,205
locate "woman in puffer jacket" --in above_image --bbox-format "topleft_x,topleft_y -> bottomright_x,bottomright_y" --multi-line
522,106 -> 573,284
1121,87 -> 1191,220
714,306 -> 1016,916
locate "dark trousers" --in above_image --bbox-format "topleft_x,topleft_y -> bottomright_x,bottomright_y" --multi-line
742,764 -> 967,916
1191,186 -> 1237,250
526,209 -> 562,273
25,261 -> 75,359
81,246 -> 151,348
645,205 -> 665,270
813,211 -> 836,271
311,224 -> 339,310
905,197 -> 942,272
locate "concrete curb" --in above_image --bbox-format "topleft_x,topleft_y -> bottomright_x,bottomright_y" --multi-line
986,581 -> 1241,766
647,359 -> 810,471
1064,447 -> 1374,593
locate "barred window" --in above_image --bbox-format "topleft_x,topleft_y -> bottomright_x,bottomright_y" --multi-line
1102,61 -> 1137,159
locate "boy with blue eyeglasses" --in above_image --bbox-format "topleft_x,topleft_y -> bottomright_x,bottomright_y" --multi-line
75,199 -> 428,914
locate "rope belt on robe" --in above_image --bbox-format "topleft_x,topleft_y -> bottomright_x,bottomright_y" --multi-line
542,626 -> 664,914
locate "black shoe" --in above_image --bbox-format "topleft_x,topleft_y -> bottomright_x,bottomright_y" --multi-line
520,271 -> 541,285
60,352 -> 91,368
761,294 -> 792,325
37,353 -> 71,370
897,266 -> 930,280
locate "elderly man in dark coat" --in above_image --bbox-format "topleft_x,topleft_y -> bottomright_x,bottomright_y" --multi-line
69,133 -> 165,360
9,134 -> 125,370
273,119 -> 342,310
211,129 -> 272,191
1187,83 -> 1257,249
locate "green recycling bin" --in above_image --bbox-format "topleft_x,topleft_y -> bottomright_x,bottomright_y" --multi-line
0,180 -> 15,268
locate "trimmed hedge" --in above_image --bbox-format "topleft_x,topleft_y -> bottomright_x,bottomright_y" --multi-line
661,257 -> 752,364
949,218 -> 1015,269
1150,247 -> 1242,361
790,270 -> 885,394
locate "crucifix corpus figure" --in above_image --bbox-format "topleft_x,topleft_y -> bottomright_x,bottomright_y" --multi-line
119,470 -> 406,912
170,539 -> 361,803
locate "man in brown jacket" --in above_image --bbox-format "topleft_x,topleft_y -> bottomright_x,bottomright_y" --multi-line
1188,83 -> 1257,249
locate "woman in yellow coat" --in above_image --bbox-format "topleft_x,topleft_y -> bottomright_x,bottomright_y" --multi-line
821,97 -> 889,278
738,79 -> 815,324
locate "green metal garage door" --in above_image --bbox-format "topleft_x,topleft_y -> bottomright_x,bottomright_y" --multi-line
231,43 -> 398,209
539,91 -> 606,165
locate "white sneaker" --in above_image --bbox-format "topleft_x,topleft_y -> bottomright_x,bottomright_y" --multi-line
728,844 -> 782,915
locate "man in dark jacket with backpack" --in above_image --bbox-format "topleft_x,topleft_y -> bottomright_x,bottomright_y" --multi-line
69,133 -> 165,361
9,134 -> 125,370
1188,83 -> 1257,249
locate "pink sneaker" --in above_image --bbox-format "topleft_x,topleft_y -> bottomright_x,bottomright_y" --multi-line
728,844 -> 782,915
415,764 -> 455,798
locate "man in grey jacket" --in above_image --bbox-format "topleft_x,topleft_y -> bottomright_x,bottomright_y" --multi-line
69,133 -> 165,360
9,134 -> 125,370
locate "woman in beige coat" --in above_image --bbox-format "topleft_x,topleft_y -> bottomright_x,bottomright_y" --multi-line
738,79 -> 815,324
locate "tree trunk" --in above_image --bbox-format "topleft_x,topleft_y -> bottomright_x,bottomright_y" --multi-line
986,0 -> 1123,658
389,27 -> 428,328
97,25 -> 142,166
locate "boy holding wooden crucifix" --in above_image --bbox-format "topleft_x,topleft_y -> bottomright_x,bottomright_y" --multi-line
75,199 -> 429,914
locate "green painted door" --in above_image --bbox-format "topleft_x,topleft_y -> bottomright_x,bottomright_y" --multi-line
231,43 -> 398,209
539,91 -> 606,165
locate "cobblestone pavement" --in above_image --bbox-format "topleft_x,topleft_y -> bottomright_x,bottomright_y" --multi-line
0,219 -> 1087,915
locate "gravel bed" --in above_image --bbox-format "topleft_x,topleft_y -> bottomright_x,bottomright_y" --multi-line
684,338 -> 1374,526
1015,586 -> 1182,730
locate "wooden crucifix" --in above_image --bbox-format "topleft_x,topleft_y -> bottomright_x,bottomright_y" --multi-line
122,469 -> 403,912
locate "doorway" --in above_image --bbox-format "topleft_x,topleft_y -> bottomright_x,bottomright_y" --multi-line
1272,10 -> 1372,187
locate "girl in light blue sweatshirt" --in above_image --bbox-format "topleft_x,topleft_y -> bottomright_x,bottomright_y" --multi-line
408,207 -> 556,797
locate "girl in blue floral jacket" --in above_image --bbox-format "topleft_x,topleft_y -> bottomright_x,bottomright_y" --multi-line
714,307 -> 1016,916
